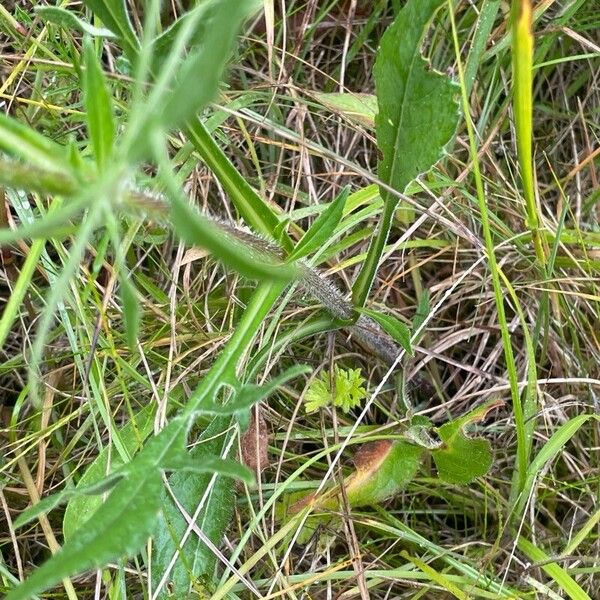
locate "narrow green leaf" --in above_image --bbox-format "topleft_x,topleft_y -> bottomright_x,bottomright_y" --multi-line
120,273 -> 140,349
159,0 -> 255,128
0,112 -> 73,174
412,289 -> 430,339
0,196 -> 90,246
352,0 -> 459,307
198,365 -> 310,421
0,158 -> 79,197
289,186 -> 349,261
514,414 -> 596,519
518,537 -> 591,600
63,403 -> 156,540
13,472 -> 124,530
83,37 -> 116,170
35,6 -> 117,38
168,456 -> 253,483
170,194 -> 298,282
185,120 -> 292,252
83,0 -> 139,61
151,3 -> 213,71
463,0 -> 501,95
358,307 -> 413,356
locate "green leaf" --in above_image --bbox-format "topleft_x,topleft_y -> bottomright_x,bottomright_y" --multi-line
13,472 -> 124,530
518,536 -> 592,600
83,0 -> 139,61
289,186 -> 349,261
158,0 -> 256,129
314,92 -> 377,128
170,455 -> 253,483
431,400 -> 502,484
35,6 -> 117,38
376,0 -> 458,212
6,418 -> 190,600
150,3 -> 213,71
185,120 -> 293,253
287,440 -> 423,515
0,112 -> 73,174
82,37 -> 116,170
358,307 -> 413,356
120,273 -> 140,349
345,440 -> 423,507
413,290 -> 430,334
198,365 -> 310,425
0,196 -> 90,246
63,402 -> 156,540
352,0 -> 459,307
170,194 -> 298,282
151,417 -> 236,599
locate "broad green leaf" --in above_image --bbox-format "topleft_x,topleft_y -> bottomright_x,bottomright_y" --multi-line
344,440 -> 423,506
289,186 -> 349,261
35,6 -> 117,38
432,400 -> 502,484
120,273 -> 140,349
358,307 -> 413,356
83,0 -> 139,61
288,440 -> 423,515
83,37 -> 116,170
314,92 -> 377,128
158,0 -> 256,129
352,0 -> 459,307
376,0 -> 458,210
151,418 -> 235,599
170,194 -> 298,282
63,402 -> 156,540
0,112 -> 73,174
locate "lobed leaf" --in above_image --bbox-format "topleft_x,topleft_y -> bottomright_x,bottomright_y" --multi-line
6,418 -> 190,600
